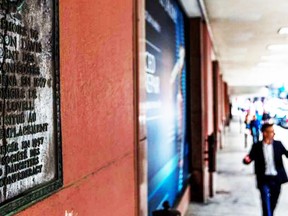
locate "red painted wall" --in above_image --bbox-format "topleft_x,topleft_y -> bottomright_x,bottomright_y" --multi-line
206,32 -> 214,136
15,1 -> 136,215
202,23 -> 214,199
203,25 -> 214,136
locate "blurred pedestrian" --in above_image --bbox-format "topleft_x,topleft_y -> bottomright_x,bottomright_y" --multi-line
244,112 -> 251,147
243,123 -> 288,216
262,111 -> 271,124
250,115 -> 260,144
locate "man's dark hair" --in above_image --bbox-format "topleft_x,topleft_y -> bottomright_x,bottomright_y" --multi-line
261,123 -> 274,133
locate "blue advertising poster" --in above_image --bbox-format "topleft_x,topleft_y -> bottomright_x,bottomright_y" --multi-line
145,0 -> 189,214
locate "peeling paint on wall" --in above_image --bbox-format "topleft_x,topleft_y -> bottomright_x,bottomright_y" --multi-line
65,210 -> 79,216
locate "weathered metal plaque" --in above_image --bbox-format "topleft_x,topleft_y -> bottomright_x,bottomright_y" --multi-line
0,0 -> 62,214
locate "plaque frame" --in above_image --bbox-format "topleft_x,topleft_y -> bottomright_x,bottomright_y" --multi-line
0,0 -> 63,215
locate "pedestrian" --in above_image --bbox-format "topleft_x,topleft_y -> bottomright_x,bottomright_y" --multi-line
262,111 -> 271,124
250,115 -> 260,144
243,123 -> 288,216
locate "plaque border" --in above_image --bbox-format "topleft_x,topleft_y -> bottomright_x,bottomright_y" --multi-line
0,0 -> 63,215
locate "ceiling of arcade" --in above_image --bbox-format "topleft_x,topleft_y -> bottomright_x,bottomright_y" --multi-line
181,0 -> 288,96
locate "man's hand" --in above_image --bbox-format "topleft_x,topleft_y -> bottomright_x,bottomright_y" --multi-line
243,155 -> 252,164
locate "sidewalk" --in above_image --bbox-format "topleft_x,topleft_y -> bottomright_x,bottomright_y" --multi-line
185,117 -> 288,216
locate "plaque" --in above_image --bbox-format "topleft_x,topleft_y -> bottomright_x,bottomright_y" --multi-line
0,0 -> 62,214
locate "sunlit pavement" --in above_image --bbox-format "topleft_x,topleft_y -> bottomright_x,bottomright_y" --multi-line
185,116 -> 288,216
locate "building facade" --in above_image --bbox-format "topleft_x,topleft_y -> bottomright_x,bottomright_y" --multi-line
0,1 -> 230,215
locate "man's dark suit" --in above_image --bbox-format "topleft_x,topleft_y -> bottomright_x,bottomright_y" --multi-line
244,140 -> 288,216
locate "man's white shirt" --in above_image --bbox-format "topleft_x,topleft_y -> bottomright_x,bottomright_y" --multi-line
263,141 -> 277,176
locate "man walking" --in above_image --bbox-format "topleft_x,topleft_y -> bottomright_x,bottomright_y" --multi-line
250,114 -> 261,144
243,123 -> 288,216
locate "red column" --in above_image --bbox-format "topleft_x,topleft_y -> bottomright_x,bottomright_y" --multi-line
187,18 -> 214,202
187,17 -> 206,202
